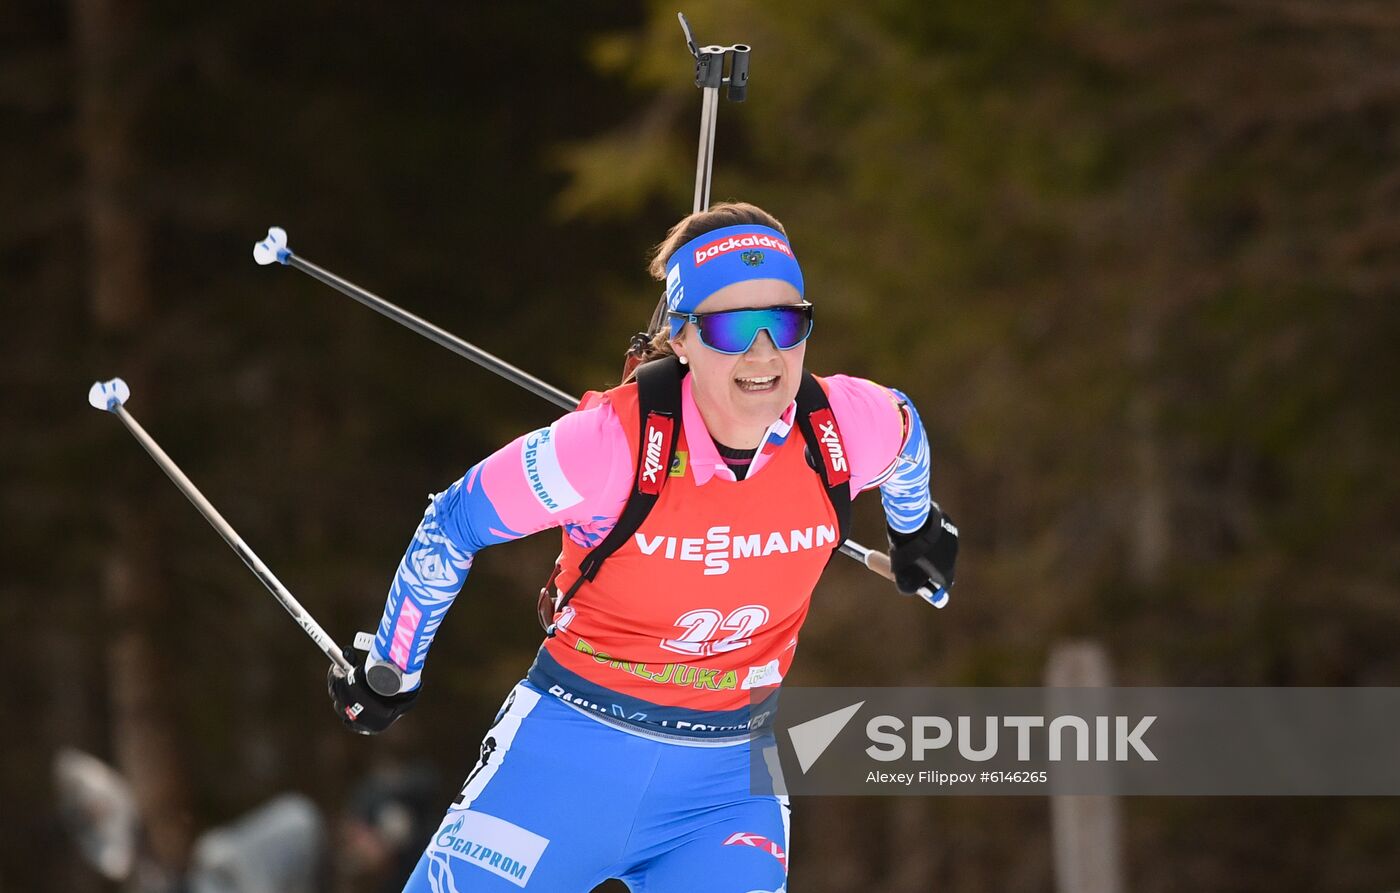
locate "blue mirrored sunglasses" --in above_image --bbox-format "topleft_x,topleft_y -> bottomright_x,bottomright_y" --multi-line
668,303 -> 814,355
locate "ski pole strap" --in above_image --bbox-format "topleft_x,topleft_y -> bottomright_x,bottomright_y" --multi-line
547,356 -> 685,635
794,372 -> 852,546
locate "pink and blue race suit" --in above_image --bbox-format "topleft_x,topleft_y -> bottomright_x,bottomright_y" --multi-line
375,372 -> 934,891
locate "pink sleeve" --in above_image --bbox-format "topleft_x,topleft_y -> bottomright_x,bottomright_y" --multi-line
475,399 -> 633,540
823,374 -> 906,494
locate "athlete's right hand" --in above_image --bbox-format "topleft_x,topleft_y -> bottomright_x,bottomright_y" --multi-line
327,648 -> 419,735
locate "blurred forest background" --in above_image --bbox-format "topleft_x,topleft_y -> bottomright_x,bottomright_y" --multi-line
4,0 -> 1399,890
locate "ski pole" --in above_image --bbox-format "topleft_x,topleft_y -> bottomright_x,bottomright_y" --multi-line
673,22 -> 950,607
252,228 -> 575,412
251,230 -> 946,606
677,12 -> 749,214
87,378 -> 357,675
837,541 -> 948,609
639,14 -> 752,349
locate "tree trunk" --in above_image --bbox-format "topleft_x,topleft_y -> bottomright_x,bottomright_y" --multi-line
1124,182 -> 1172,588
1128,312 -> 1168,587
1047,641 -> 1126,893
73,0 -> 193,876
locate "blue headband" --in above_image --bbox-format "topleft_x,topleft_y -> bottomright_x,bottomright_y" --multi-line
664,224 -> 805,337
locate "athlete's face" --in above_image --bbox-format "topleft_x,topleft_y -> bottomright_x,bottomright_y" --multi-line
670,279 -> 807,449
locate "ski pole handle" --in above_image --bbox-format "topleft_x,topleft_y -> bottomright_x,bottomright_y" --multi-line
838,541 -> 948,608
88,378 -> 355,676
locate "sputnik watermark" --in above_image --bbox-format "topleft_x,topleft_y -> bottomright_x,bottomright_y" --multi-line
752,687 -> 1400,796
864,713 -> 1156,762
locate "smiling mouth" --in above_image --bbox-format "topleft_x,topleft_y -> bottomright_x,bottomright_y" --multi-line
735,374 -> 780,393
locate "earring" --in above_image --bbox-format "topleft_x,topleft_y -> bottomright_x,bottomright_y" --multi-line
678,355 -> 689,365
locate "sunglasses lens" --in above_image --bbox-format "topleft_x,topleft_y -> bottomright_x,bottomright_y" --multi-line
765,306 -> 813,348
698,306 -> 812,353
697,312 -> 759,353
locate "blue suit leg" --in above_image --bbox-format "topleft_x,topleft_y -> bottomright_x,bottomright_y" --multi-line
400,682 -> 656,892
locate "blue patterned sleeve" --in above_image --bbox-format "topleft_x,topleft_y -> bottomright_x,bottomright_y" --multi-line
361,401 -> 632,692
366,467 -> 524,692
878,389 -> 933,535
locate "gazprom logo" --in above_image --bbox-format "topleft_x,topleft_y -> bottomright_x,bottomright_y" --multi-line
430,811 -> 549,888
436,816 -> 464,849
522,431 -> 558,510
520,426 -> 582,514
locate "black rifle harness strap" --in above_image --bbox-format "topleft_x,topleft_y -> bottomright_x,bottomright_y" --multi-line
544,356 -> 851,635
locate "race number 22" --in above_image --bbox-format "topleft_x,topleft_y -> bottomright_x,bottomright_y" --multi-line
660,605 -> 769,657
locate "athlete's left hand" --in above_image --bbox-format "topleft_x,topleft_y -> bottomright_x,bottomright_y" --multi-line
887,506 -> 959,596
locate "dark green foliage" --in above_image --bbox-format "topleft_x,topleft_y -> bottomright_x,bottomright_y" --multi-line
4,1 -> 1399,890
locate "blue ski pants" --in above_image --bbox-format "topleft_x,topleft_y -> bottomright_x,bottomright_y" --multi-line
401,681 -> 789,892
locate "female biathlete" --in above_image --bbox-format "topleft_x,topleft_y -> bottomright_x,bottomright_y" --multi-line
329,203 -> 958,892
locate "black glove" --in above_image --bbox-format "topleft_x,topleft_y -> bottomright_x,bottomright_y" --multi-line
887,506 -> 959,595
327,648 -> 419,735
